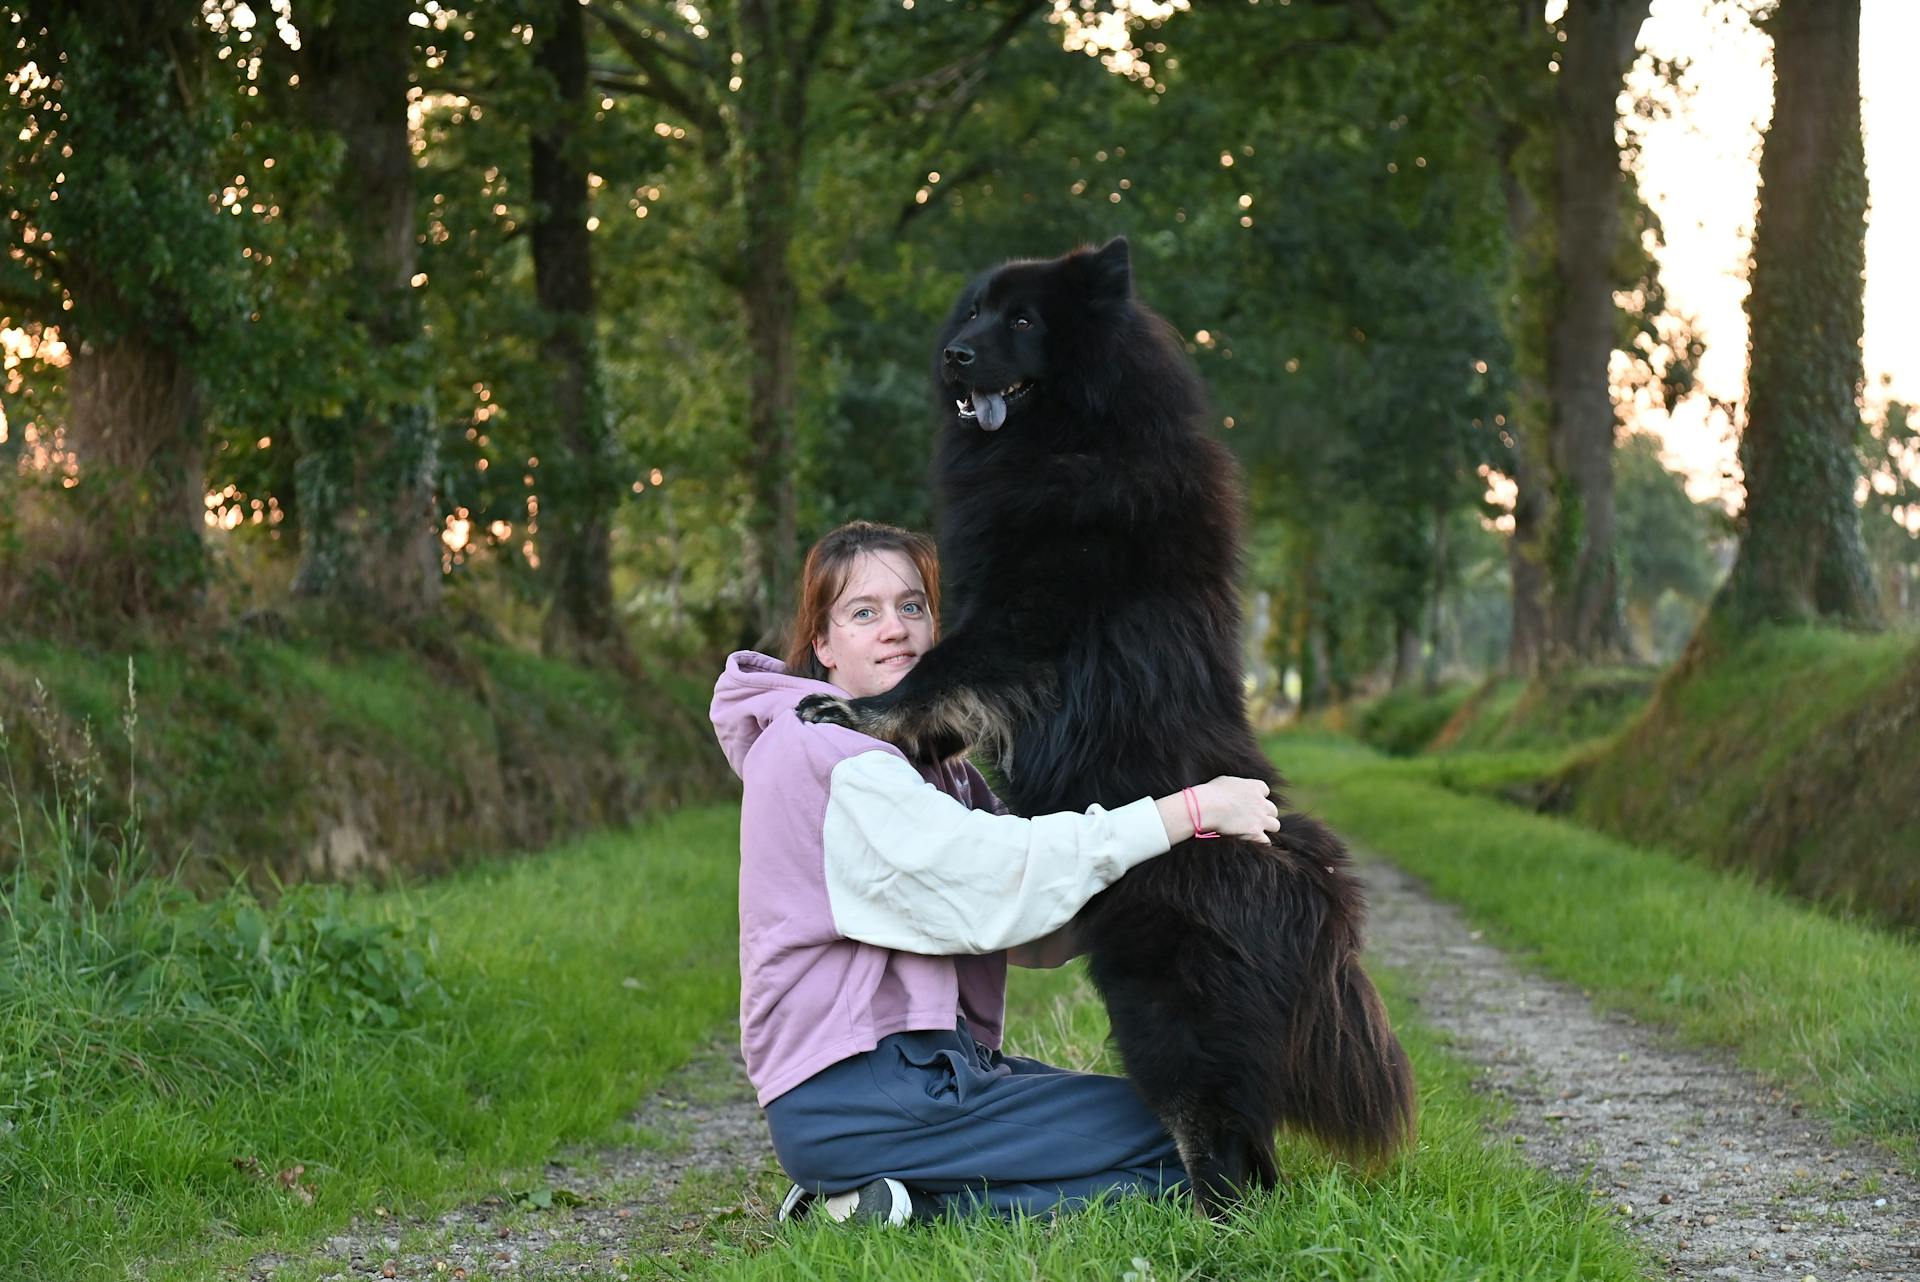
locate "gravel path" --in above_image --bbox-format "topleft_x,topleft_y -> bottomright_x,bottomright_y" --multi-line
245,1039 -> 778,1281
248,856 -> 1919,1280
1359,852 -> 1918,1280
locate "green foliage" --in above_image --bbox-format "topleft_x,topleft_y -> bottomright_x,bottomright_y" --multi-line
1276,734 -> 1920,1166
0,5 -> 249,349
1613,433 -> 1724,658
1354,682 -> 1475,757
1861,400 -> 1920,621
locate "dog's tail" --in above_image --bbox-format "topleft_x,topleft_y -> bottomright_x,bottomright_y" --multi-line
1280,931 -> 1418,1168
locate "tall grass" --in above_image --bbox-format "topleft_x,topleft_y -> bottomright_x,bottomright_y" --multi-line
0,675 -> 742,1281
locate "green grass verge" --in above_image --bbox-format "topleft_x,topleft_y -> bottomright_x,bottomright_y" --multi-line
1272,734 -> 1920,1163
0,634 -> 723,890
702,963 -> 1647,1282
1350,667 -> 1654,761
1576,626 -> 1920,927
0,805 -> 743,1282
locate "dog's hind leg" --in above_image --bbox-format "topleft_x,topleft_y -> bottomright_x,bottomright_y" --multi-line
1166,1109 -> 1257,1218
1247,1129 -> 1282,1192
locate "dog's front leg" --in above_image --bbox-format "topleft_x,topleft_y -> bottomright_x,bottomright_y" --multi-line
795,628 -> 1046,768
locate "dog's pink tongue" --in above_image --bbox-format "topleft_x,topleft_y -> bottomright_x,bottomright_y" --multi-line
970,390 -> 1007,432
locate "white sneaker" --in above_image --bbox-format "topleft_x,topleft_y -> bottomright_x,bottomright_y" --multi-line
819,1177 -> 917,1226
777,1182 -> 812,1223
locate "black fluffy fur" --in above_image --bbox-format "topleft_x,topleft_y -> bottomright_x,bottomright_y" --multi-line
797,238 -> 1416,1214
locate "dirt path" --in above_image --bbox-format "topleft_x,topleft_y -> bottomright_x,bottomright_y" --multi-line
1358,851 -> 1918,1281
246,1040 -> 778,1281
255,856 -> 1919,1280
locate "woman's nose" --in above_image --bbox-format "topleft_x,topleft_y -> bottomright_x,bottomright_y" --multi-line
879,610 -> 909,639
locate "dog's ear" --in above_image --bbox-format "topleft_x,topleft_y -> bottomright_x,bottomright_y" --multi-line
1081,237 -> 1132,303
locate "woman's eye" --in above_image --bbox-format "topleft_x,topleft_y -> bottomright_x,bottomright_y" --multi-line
902,602 -> 924,616
1011,315 -> 1031,331
851,608 -> 875,622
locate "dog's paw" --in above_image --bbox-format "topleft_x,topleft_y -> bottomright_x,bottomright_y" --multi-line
795,694 -> 857,728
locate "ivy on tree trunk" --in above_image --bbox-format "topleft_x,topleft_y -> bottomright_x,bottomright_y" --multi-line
1540,0 -> 1649,664
290,0 -> 441,619
531,0 -> 627,662
1712,0 -> 1878,630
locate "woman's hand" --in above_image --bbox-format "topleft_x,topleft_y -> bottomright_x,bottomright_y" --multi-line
1154,775 -> 1281,845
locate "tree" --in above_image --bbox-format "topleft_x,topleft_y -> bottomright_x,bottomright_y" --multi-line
529,0 -> 626,660
282,0 -> 441,618
1710,0 -> 1878,629
1540,0 -> 1652,662
1613,433 -> 1720,658
592,0 -> 1048,646
0,2 -> 244,621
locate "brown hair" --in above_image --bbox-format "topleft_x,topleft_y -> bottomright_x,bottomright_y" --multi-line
783,521 -> 941,681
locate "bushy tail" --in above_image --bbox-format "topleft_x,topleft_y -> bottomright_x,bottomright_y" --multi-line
1281,942 -> 1417,1167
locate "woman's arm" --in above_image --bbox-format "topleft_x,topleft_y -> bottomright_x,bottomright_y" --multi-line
1154,776 -> 1278,846
822,754 -> 1280,957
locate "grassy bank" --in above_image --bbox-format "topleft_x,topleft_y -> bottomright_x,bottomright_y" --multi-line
0,631 -> 725,889
1273,734 -> 1920,1163
1355,667 -> 1655,759
0,804 -> 744,1281
710,964 -> 1648,1282
1575,626 -> 1920,927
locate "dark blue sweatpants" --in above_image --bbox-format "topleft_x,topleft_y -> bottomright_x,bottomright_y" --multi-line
762,1020 -> 1187,1220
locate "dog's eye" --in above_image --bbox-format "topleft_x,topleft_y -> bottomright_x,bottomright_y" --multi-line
966,304 -> 978,321
1010,315 -> 1032,331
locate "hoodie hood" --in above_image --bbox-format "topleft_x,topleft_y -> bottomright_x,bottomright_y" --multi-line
710,651 -> 846,778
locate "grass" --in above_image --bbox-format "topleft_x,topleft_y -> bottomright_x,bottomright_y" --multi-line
0,634 -> 724,892
4,747 -> 1659,1281
700,963 -> 1649,1282
1271,732 -> 1920,1162
1575,625 -> 1920,927
1355,668 -> 1655,760
0,793 -> 745,1282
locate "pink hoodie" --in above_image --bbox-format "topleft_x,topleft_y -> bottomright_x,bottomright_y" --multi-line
710,651 -> 1169,1105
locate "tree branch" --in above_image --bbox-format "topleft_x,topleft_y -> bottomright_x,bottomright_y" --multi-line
589,6 -> 724,136
801,0 -> 841,71
877,0 -> 1045,102
614,0 -> 721,61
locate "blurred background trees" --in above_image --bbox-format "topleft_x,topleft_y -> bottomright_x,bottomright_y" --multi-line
1,0 -> 1912,693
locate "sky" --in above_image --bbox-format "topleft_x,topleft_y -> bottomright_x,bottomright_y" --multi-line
1623,0 -> 1917,505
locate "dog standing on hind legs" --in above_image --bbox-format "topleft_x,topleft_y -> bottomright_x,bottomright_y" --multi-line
797,237 -> 1416,1214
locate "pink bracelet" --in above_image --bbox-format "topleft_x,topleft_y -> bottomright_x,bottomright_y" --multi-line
1182,786 -> 1221,840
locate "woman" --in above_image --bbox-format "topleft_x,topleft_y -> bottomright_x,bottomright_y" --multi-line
710,521 -> 1279,1225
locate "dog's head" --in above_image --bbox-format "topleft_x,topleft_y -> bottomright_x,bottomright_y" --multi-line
935,237 -> 1134,433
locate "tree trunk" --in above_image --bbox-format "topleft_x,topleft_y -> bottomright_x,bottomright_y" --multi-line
1498,129 -> 1552,676
290,1 -> 439,617
1390,621 -> 1422,691
28,2 -> 213,623
64,333 -> 207,616
531,0 -> 624,662
1505,419 -> 1552,674
1542,0 -> 1649,663
1712,0 -> 1878,629
732,0 -> 837,650
1424,506 -> 1447,693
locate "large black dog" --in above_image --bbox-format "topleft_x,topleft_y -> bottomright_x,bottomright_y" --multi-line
798,238 -> 1415,1213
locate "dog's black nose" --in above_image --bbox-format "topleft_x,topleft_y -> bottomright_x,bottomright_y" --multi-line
943,342 -> 974,368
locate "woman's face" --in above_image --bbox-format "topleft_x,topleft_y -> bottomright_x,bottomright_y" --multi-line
813,549 -> 934,699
